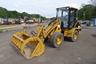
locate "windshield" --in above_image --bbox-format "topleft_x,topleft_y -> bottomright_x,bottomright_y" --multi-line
57,10 -> 68,21
62,11 -> 68,21
57,10 -> 69,28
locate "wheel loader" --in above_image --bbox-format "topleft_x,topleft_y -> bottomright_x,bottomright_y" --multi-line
11,7 -> 81,59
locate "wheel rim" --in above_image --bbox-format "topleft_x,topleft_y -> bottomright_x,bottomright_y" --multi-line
56,35 -> 62,45
73,32 -> 78,40
74,34 -> 77,40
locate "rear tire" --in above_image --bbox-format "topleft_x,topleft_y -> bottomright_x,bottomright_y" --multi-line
50,32 -> 64,48
70,30 -> 79,42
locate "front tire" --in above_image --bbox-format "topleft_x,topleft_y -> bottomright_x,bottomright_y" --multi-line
50,32 -> 64,48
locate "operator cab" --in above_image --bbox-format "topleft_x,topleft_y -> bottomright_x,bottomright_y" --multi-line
56,7 -> 78,29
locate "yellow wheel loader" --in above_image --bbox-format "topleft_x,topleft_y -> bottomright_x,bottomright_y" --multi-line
11,7 -> 81,59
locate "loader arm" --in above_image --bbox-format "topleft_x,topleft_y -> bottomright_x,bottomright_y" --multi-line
44,18 -> 61,37
36,18 -> 61,40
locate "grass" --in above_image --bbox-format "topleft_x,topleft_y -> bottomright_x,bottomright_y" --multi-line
0,29 -> 3,33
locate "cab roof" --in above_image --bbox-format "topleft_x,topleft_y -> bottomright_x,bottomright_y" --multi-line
57,7 -> 78,11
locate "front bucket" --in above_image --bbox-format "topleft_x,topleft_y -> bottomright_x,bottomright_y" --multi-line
11,31 -> 45,59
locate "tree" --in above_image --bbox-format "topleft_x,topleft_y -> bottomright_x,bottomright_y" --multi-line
0,7 -> 8,18
78,4 -> 96,20
0,7 -> 47,20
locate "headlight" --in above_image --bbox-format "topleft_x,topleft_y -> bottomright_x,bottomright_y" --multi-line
58,25 -> 60,28
78,26 -> 81,29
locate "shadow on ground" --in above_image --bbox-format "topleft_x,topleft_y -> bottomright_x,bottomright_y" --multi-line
92,34 -> 96,38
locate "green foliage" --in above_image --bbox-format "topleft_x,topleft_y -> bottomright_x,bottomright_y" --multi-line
0,7 -> 46,19
0,7 -> 7,18
78,4 -> 96,20
0,29 -> 3,33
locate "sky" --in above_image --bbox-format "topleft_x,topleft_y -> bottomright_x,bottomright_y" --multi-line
91,0 -> 96,6
0,0 -> 90,17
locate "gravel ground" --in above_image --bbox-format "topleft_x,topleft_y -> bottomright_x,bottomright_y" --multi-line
0,26 -> 96,64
